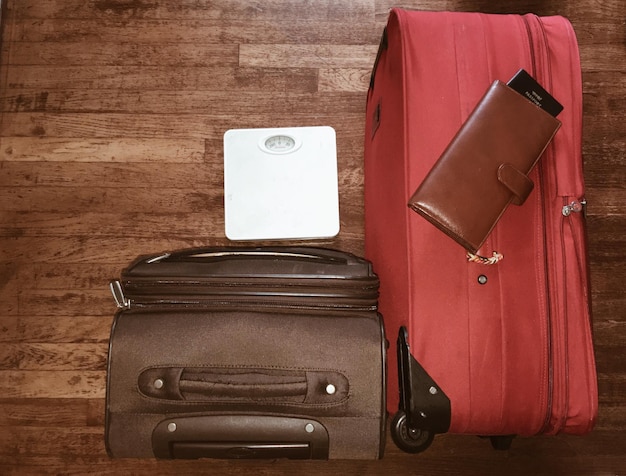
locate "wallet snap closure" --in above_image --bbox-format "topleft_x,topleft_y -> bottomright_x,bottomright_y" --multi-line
497,163 -> 534,206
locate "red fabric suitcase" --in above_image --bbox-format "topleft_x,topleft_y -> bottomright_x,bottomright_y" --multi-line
364,8 -> 597,452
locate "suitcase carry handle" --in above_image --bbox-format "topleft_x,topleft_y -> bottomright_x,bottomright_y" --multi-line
138,367 -> 349,405
152,415 -> 330,459
144,247 -> 350,265
121,246 -> 377,282
369,27 -> 388,90
179,369 -> 307,399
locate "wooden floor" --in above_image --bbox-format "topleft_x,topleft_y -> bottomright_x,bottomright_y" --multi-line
0,1 -> 624,474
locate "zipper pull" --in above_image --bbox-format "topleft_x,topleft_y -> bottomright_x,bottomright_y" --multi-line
562,198 -> 586,217
110,280 -> 130,309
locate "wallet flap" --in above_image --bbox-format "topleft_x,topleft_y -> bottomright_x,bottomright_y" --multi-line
497,163 -> 535,206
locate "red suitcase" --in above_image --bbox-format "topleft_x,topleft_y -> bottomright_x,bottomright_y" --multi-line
364,8 -> 597,452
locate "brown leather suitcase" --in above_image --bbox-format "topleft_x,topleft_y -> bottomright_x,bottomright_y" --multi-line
105,247 -> 386,460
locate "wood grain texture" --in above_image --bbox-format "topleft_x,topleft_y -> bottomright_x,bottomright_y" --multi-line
0,0 -> 625,474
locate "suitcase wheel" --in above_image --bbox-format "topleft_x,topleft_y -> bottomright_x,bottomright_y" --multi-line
390,411 -> 434,454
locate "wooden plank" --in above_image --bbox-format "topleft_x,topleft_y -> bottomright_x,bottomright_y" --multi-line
589,262 -> 626,294
14,263 -> 121,290
0,262 -> 19,316
0,426 -> 105,457
0,212 -> 224,236
6,18 -> 383,44
0,343 -> 107,370
0,90 -> 366,114
0,236 -> 210,264
10,0 -> 376,21
374,0 -> 626,20
591,270 -> 626,294
0,454 -> 624,476
583,72 -> 626,114
0,188 -> 224,213
594,344 -> 626,374
0,371 -> 105,398
16,289 -> 114,317
0,426 -> 624,467
583,68 -> 626,188
0,316 -> 113,343
0,188 -> 224,214
585,190 -> 626,217
579,45 -> 625,75
594,405 -> 626,431
587,215 -> 626,257
0,112 -> 364,138
0,137 -> 205,162
597,373 -> 626,406
1,211 -> 214,235
319,68 -> 371,92
0,235 -> 365,264
3,42 -> 238,66
239,44 -> 377,69
0,315 -> 19,341
591,299 -> 626,333
0,174 -> 361,214
0,398 -> 104,426
583,148 -> 625,188
2,66 -> 319,92
575,118 -> 621,148
0,162 -> 220,188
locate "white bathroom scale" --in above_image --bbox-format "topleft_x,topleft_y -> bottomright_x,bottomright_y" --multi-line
223,126 -> 340,241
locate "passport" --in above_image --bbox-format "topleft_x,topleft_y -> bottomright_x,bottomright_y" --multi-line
507,69 -> 563,117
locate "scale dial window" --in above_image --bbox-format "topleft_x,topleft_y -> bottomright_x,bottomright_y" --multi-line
261,134 -> 300,154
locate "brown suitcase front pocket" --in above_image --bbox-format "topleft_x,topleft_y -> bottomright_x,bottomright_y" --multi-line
138,367 -> 349,405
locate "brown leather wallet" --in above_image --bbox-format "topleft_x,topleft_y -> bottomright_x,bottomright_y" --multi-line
408,80 -> 561,253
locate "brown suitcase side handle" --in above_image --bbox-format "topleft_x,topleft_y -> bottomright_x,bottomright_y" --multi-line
152,415 -> 330,459
138,367 -> 349,406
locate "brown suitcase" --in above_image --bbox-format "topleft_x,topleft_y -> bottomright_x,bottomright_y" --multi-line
105,247 -> 386,460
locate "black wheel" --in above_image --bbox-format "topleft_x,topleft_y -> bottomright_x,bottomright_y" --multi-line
390,411 -> 434,454
490,435 -> 515,450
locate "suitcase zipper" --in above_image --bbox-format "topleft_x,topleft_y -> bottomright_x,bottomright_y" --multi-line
128,298 -> 377,313
110,280 -> 130,309
525,15 -> 586,436
561,198 -> 586,217
537,145 -> 556,436
122,276 -> 378,295
109,279 -> 377,312
523,14 -> 555,435
111,248 -> 379,313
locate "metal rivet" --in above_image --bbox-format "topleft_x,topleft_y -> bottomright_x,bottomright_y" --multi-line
478,274 -> 488,285
305,423 -> 315,433
154,378 -> 164,389
325,384 -> 336,395
429,386 -> 438,395
419,411 -> 427,419
167,422 -> 177,433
